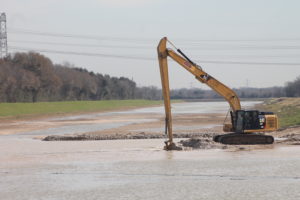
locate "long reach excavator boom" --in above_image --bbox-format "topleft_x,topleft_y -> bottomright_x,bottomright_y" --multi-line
157,37 -> 278,150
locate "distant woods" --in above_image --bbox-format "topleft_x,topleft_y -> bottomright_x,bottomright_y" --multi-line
0,52 -> 151,102
170,78 -> 300,99
0,52 -> 299,102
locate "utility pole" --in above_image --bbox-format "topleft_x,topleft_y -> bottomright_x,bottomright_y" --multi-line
0,13 -> 8,59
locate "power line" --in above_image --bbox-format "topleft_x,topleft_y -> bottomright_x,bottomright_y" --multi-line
10,46 -> 300,66
10,41 -> 300,58
8,28 -> 153,42
193,59 -> 300,66
8,27 -> 300,43
187,44 -> 300,50
9,40 -> 152,49
174,37 -> 300,42
9,46 -> 153,61
9,39 -> 300,52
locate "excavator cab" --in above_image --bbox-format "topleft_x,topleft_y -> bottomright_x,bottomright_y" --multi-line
233,110 -> 262,132
231,110 -> 277,132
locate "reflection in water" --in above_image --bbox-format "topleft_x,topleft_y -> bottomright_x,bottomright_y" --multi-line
165,151 -> 174,160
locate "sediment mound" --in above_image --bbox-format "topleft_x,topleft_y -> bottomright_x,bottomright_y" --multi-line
277,134 -> 300,145
42,132 -> 217,141
179,138 -> 225,149
43,132 -> 165,141
43,135 -> 88,141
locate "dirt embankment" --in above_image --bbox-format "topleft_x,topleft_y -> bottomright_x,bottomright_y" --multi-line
177,126 -> 300,150
43,132 -> 216,141
43,125 -> 300,151
40,106 -> 300,150
256,97 -> 300,128
271,126 -> 300,145
2,98 -> 299,150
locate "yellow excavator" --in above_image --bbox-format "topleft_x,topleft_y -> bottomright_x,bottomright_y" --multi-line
157,37 -> 278,150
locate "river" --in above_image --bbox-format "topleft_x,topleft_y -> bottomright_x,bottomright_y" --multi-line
0,101 -> 299,200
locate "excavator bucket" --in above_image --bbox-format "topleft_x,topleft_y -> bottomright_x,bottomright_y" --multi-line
164,141 -> 182,151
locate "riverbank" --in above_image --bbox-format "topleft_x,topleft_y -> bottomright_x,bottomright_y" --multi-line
1,100 -> 299,200
38,99 -> 300,150
0,100 -> 165,119
1,100 -> 299,150
256,97 -> 300,128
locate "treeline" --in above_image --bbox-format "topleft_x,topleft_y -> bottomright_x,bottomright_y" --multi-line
0,52 -> 299,102
0,52 -> 139,102
285,76 -> 300,97
170,83 -> 299,100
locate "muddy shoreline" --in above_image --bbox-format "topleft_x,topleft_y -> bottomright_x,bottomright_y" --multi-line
43,132 -> 215,141
2,101 -> 300,200
1,101 -> 299,150
42,126 -> 300,151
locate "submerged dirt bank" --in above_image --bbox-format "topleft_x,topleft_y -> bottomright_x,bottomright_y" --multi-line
272,126 -> 300,145
43,126 -> 300,150
2,100 -> 299,150
43,132 -> 216,141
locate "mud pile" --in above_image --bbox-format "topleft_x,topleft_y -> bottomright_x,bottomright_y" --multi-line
43,132 -> 163,141
43,135 -> 89,141
42,132 -> 217,141
277,134 -> 300,145
179,138 -> 225,149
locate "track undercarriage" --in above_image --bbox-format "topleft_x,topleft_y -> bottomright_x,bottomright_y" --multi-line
213,133 -> 274,145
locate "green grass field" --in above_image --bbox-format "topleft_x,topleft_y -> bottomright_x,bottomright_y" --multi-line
257,98 -> 300,128
0,100 -> 165,119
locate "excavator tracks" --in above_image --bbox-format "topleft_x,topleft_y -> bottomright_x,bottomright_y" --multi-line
213,133 -> 274,145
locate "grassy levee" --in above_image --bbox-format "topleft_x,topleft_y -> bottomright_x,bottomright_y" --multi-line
0,100 -> 165,119
256,98 -> 300,128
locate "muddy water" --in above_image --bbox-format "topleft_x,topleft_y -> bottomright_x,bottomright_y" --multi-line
1,101 -> 300,199
0,138 -> 300,200
16,119 -> 155,136
118,100 -> 261,114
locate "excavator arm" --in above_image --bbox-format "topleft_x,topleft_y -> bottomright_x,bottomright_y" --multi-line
158,37 -> 241,149
157,38 -> 173,149
157,37 -> 277,149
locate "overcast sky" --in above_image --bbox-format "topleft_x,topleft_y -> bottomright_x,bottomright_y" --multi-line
2,0 -> 300,89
